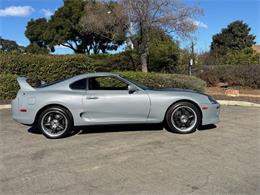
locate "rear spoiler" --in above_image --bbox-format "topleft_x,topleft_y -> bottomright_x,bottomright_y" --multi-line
17,77 -> 46,91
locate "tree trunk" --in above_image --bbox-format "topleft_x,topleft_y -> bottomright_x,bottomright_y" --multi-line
139,31 -> 149,72
139,23 -> 149,72
140,47 -> 148,72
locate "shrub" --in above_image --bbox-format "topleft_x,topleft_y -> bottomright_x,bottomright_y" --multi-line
0,53 -> 206,100
0,53 -> 137,81
198,70 -> 219,86
89,51 -> 139,71
225,48 -> 260,65
0,73 -> 19,100
0,72 -> 206,100
0,53 -> 91,80
117,72 -> 206,92
198,64 -> 260,89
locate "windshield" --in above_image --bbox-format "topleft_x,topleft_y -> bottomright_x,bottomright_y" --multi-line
120,75 -> 150,90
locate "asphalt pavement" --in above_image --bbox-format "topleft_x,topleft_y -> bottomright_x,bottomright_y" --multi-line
0,106 -> 259,195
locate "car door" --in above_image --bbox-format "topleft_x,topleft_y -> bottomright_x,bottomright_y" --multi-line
82,76 -> 150,123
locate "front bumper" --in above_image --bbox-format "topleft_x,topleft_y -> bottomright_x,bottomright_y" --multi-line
201,103 -> 220,126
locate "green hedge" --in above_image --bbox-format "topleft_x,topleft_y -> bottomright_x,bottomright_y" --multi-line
0,53 -> 136,82
1,53 -> 95,82
117,71 -> 205,92
0,73 -> 19,100
0,71 -> 205,100
0,53 -> 206,100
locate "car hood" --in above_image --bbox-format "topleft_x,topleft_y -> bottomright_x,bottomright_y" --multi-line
150,88 -> 206,95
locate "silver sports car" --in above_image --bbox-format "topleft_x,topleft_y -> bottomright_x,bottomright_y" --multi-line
12,72 -> 220,139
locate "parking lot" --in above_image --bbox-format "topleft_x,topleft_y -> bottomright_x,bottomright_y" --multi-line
0,106 -> 259,195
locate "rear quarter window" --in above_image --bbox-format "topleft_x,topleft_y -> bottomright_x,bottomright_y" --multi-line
70,79 -> 87,90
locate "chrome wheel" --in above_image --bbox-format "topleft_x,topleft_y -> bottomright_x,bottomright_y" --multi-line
41,110 -> 68,137
171,106 -> 197,133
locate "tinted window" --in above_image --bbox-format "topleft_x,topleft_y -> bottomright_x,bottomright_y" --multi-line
88,77 -> 128,90
70,79 -> 87,90
37,77 -> 71,88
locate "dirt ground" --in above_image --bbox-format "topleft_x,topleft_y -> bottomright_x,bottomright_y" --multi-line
207,87 -> 260,104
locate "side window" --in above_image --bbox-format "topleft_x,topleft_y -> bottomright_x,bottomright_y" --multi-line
70,78 -> 87,90
88,76 -> 128,90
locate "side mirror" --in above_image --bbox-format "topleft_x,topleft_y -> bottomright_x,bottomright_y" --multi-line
128,85 -> 138,94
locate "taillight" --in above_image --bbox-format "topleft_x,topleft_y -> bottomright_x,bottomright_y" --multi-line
202,106 -> 208,110
19,108 -> 27,112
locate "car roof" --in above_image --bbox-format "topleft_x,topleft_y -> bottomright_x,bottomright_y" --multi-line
68,72 -> 120,82
75,72 -> 119,79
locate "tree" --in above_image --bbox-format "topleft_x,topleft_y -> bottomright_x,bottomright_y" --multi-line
25,18 -> 53,53
226,48 -> 260,65
120,0 -> 201,72
25,43 -> 49,54
80,1 -> 127,54
210,20 -> 256,57
24,0 -> 126,54
44,0 -> 88,53
0,37 -> 24,53
148,29 -> 180,73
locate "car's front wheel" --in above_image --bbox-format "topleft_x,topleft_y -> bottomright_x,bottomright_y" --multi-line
165,101 -> 201,134
37,106 -> 73,139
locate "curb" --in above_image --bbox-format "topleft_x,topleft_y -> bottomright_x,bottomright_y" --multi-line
0,104 -> 11,110
1,100 -> 260,110
217,100 -> 260,108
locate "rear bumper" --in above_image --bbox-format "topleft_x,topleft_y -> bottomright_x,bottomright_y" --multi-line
11,98 -> 34,125
201,103 -> 220,126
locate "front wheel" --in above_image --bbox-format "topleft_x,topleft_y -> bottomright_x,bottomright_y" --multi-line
37,106 -> 73,139
165,102 -> 201,134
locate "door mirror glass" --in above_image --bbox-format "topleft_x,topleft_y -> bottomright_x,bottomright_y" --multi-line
128,85 -> 138,94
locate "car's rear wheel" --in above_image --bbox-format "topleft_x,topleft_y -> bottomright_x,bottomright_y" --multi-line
165,101 -> 201,134
37,106 -> 73,139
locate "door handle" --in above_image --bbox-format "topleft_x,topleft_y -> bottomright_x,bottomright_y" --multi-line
86,96 -> 98,100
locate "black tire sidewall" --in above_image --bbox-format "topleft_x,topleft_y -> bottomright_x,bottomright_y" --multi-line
166,102 -> 201,134
37,106 -> 72,139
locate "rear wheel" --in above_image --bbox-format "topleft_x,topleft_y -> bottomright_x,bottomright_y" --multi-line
165,102 -> 201,134
37,106 -> 73,139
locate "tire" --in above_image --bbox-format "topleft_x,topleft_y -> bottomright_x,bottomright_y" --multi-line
37,106 -> 73,139
165,101 -> 201,134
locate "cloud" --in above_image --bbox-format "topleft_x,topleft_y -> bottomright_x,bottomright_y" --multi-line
193,20 -> 208,29
0,6 -> 34,17
40,9 -> 53,18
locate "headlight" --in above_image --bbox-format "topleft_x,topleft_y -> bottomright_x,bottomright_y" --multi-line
208,96 -> 218,104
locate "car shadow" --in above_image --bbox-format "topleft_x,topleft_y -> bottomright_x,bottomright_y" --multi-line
27,124 -> 164,137
198,124 -> 217,131
27,123 -> 217,137
28,126 -> 41,134
74,123 -> 164,135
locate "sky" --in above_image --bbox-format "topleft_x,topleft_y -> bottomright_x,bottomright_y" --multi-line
0,0 -> 259,54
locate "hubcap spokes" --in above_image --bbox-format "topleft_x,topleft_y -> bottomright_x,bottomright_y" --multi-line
41,111 -> 67,136
171,106 -> 197,132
